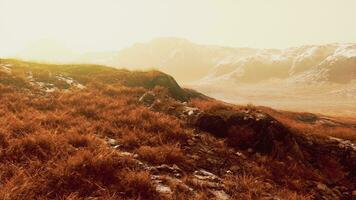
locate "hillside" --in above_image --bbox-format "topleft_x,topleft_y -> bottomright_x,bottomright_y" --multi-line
0,59 -> 356,200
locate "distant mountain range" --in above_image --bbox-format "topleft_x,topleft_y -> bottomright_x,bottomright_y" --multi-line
201,43 -> 356,85
76,37 -> 258,82
14,37 -> 356,85
75,38 -> 356,85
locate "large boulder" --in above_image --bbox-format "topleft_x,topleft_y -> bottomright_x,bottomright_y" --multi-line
195,109 -> 304,159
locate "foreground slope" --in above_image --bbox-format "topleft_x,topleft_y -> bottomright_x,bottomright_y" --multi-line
0,59 -> 355,200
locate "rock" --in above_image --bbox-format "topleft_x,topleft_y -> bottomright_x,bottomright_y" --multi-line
225,170 -> 232,175
183,106 -> 200,116
154,164 -> 183,175
106,138 -> 118,146
192,134 -> 200,140
194,169 -> 221,182
151,175 -> 194,195
195,114 -> 227,137
117,151 -> 136,157
155,183 -> 173,194
191,178 -> 222,189
164,176 -> 194,193
139,91 -> 156,105
195,109 -> 305,160
316,182 -> 328,191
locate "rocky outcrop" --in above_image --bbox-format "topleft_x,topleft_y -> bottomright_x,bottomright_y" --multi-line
195,109 -> 304,160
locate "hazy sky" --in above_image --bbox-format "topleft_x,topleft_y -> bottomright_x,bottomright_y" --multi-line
1,0 -> 356,57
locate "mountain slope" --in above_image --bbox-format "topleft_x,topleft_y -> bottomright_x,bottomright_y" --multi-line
0,59 -> 355,199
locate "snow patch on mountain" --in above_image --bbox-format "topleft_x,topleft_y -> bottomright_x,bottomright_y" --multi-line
328,44 -> 356,60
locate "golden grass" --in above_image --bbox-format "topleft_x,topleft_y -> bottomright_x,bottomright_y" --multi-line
0,59 -> 355,199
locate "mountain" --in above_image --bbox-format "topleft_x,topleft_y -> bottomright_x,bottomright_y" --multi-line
13,38 -> 356,86
189,44 -> 356,116
79,37 -> 259,83
0,58 -> 355,199
203,43 -> 356,84
77,38 -> 355,86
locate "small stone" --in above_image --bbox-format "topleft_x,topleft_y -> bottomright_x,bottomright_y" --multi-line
139,92 -> 155,105
118,151 -> 134,157
194,169 -> 221,182
107,138 -> 117,146
235,151 -> 247,159
155,164 -> 182,174
155,184 -> 172,194
316,182 -> 328,191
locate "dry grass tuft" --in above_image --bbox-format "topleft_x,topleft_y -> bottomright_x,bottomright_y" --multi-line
136,144 -> 186,165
